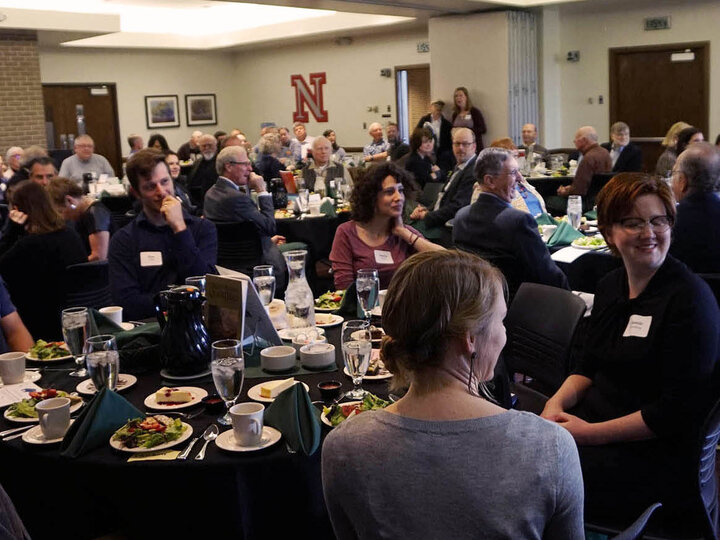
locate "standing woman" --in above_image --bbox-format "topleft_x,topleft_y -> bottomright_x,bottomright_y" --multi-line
452,86 -> 487,151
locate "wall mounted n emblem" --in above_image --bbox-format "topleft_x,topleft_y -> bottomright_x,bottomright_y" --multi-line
291,72 -> 328,122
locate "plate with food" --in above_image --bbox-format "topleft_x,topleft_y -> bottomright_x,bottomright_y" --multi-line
571,236 -> 607,250
25,340 -> 72,363
278,326 -> 325,342
274,209 -> 295,220
4,389 -> 83,423
143,386 -> 208,410
110,415 -> 192,453
314,290 -> 345,312
352,326 -> 385,344
321,393 -> 391,428
76,374 -> 137,395
343,350 -> 391,380
247,379 -> 309,403
315,314 -> 344,328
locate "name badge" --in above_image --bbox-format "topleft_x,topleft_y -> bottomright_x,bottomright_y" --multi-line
374,250 -> 393,265
622,314 -> 652,338
464,114 -> 471,120
140,251 -> 163,267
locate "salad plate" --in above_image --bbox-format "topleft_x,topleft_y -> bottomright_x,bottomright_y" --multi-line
315,314 -> 344,328
143,386 -> 208,410
4,391 -> 84,423
321,394 -> 390,427
110,420 -> 193,453
571,236 -> 607,250
247,381 -> 309,403
25,340 -> 72,363
215,426 -> 281,452
22,420 -> 75,445
314,291 -> 344,312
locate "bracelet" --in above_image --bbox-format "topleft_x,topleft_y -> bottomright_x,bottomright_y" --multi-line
410,234 -> 419,247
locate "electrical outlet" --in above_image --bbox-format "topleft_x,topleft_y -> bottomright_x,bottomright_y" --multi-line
598,95 -> 604,104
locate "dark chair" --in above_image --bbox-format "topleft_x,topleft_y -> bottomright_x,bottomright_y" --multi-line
503,282 -> 586,400
418,182 -> 443,208
64,260 -> 113,309
585,172 -> 615,213
454,244 -> 525,301
214,221 -> 264,276
109,209 -> 136,235
697,274 -> 720,307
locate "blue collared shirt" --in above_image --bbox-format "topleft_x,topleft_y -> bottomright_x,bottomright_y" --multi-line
363,139 -> 390,158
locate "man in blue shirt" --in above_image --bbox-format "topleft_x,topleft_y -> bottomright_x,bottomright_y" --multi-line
108,149 -> 217,319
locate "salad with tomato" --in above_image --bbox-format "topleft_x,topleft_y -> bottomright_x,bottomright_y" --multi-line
7,388 -> 82,418
112,416 -> 187,449
323,393 -> 390,427
315,290 -> 344,311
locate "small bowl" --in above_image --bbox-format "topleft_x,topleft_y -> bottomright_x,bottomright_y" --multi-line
300,343 -> 336,369
318,380 -> 342,401
291,331 -> 327,358
260,345 -> 297,372
202,394 -> 225,414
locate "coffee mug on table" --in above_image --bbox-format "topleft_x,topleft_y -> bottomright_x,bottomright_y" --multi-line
36,397 -> 71,440
99,306 -> 123,326
230,402 -> 264,446
0,351 -> 25,384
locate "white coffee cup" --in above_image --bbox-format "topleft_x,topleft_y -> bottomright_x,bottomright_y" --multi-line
308,202 -> 321,216
36,397 -> 71,440
230,402 -> 264,447
99,306 -> 123,325
0,351 -> 25,384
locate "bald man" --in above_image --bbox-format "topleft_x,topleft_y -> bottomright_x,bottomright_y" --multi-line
58,135 -> 115,182
362,122 -> 390,163
519,123 -> 548,161
557,126 -> 611,198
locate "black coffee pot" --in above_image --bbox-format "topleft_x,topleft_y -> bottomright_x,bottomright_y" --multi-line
270,177 -> 288,209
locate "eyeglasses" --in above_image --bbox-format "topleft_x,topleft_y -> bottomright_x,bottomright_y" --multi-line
229,161 -> 251,167
618,215 -> 673,233
452,141 -> 474,147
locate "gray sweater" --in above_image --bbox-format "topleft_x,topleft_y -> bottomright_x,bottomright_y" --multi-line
322,409 -> 584,540
59,153 -> 114,182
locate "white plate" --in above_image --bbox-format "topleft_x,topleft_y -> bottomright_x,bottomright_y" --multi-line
586,219 -> 598,226
343,366 -> 392,381
143,387 -> 208,410
278,327 -> 325,341
22,420 -> 75,445
120,322 -> 135,331
315,314 -> 343,328
583,226 -> 599,234
247,381 -> 310,403
109,422 -> 193,453
571,238 -> 607,251
321,400 -> 362,428
25,351 -> 73,363
314,306 -> 340,313
4,398 -> 84,423
215,426 -> 281,452
76,374 -> 137,395
351,328 -> 385,344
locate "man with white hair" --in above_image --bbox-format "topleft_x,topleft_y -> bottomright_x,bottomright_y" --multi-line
363,122 -> 390,163
600,121 -> 643,173
187,133 -> 218,202
303,136 -> 352,195
3,147 -> 23,180
177,130 -> 203,162
58,135 -> 115,182
127,134 -> 143,156
556,126 -> 612,198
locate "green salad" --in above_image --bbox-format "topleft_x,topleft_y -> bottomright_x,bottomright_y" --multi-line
28,340 -> 70,359
7,389 -> 82,418
572,236 -> 607,248
323,393 -> 390,427
112,416 -> 187,449
315,290 -> 344,310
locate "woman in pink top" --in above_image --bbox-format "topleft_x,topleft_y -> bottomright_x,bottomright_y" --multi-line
330,162 -> 443,289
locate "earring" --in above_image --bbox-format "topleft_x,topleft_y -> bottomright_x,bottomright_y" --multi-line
69,204 -> 77,210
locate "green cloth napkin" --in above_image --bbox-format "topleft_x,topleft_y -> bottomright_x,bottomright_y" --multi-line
60,387 -> 143,458
584,209 -> 597,220
547,220 -> 584,248
335,282 -> 366,318
88,308 -> 123,336
535,213 -> 559,226
264,383 -> 321,456
279,242 -> 307,253
320,200 -> 337,218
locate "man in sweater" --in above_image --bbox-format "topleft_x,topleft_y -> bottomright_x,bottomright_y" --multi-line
58,135 -> 114,182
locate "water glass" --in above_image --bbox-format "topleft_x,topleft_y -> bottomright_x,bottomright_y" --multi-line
252,265 -> 276,306
567,195 -> 583,230
83,335 -> 119,391
341,320 -> 371,399
185,275 -> 206,295
211,339 -> 245,426
62,307 -> 90,378
356,268 -> 379,321
298,189 -> 309,212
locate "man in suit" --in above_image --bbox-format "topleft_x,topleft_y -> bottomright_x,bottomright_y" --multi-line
670,142 -> 720,273
453,147 -> 569,296
519,123 -> 548,162
600,121 -> 643,172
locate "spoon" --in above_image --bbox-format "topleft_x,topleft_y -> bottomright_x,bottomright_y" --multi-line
194,424 -> 219,460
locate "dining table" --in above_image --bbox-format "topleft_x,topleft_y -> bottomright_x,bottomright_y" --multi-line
0,320 -> 390,540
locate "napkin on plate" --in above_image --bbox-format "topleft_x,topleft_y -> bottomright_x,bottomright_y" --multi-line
535,213 -> 559,226
320,198 -> 337,218
264,383 -> 320,456
547,221 -> 584,248
60,387 -> 142,458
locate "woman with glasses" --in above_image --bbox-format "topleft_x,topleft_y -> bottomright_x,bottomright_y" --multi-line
542,173 -> 720,535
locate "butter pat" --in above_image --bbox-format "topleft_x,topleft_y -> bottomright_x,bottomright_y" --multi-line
260,378 -> 295,398
155,387 -> 193,403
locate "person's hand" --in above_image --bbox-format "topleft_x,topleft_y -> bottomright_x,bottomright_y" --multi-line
271,235 -> 286,245
249,172 -> 267,193
160,196 -> 186,233
540,401 -> 565,420
410,205 -> 428,220
364,155 -> 372,162
431,165 -> 440,173
546,412 -> 599,445
8,209 -> 27,226
557,185 -> 568,197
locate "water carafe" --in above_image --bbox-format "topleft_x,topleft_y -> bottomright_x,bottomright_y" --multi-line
283,250 -> 315,328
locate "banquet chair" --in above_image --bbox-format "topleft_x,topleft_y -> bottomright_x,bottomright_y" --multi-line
585,172 -> 615,213
419,182 -> 443,208
214,221 -> 264,276
697,274 -> 720,307
64,260 -> 113,309
453,244 -> 524,300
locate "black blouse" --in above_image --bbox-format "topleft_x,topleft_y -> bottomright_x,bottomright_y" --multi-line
75,202 -> 111,256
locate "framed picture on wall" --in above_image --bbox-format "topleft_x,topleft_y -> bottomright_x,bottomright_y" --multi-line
144,95 -> 180,129
185,93 -> 217,126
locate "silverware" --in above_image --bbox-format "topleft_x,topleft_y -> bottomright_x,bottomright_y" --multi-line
0,425 -> 34,438
177,436 -> 200,460
194,424 -> 219,460
3,430 -> 30,442
144,409 -> 204,420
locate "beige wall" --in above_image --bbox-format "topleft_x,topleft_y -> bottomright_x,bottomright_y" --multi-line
429,12 -> 510,148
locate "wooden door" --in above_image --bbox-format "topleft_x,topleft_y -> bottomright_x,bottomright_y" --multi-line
406,66 -> 430,132
42,84 -> 122,175
609,42 -> 709,173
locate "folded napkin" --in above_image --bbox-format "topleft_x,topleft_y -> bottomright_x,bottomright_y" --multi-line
547,220 -> 584,248
264,383 -> 321,456
278,242 -> 307,254
320,199 -> 337,218
584,209 -> 598,220
114,323 -> 162,374
535,213 -> 559,226
88,308 -> 124,336
335,282 -> 363,319
60,387 -> 142,458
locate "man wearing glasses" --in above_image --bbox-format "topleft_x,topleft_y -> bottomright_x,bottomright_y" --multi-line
58,135 -> 114,183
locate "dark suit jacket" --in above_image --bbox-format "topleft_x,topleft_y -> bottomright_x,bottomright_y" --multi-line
417,113 -> 454,159
453,193 -> 569,293
203,178 -> 276,243
601,141 -> 643,172
424,155 -> 477,228
670,191 -> 720,273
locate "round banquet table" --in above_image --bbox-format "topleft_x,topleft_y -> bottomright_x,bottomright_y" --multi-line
0,324 -> 391,540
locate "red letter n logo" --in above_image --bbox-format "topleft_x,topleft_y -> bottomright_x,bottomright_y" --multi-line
291,72 -> 328,123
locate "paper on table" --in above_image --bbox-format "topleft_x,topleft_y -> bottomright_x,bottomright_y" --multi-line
551,246 -> 589,264
0,382 -> 42,408
127,450 -> 181,462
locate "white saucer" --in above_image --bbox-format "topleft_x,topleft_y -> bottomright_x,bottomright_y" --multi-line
144,386 -> 208,410
22,420 -> 75,445
159,368 -> 211,381
0,370 -> 42,386
215,426 -> 281,452
76,374 -> 137,395
247,381 -> 310,402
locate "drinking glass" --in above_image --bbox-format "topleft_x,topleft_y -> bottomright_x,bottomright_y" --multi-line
252,265 -> 276,306
62,307 -> 90,378
298,189 -> 309,212
356,268 -> 379,321
211,339 -> 245,426
83,335 -> 119,391
341,320 -> 371,399
185,275 -> 206,294
567,195 -> 583,230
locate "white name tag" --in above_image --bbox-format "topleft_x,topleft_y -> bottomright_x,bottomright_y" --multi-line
623,314 -> 652,338
464,114 -> 471,120
374,250 -> 393,265
140,251 -> 163,267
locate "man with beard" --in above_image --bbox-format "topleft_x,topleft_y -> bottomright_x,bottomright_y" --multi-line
187,134 -> 218,205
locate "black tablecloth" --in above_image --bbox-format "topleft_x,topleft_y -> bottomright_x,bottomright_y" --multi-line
0,324 -> 389,540
527,175 -> 572,199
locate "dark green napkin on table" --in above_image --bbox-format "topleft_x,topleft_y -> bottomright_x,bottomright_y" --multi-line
547,221 -> 584,248
264,383 -> 321,456
535,213 -> 559,226
60,387 -> 142,458
279,242 -> 307,253
320,200 -> 337,218
584,209 -> 597,220
88,308 -> 123,336
87,309 -> 161,373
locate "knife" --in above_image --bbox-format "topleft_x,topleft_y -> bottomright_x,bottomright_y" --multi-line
0,425 -> 34,438
177,436 -> 200,460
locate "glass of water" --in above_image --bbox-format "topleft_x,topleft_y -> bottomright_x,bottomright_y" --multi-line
567,195 -> 583,230
356,268 -> 379,321
83,335 -> 119,391
341,320 -> 371,400
298,188 -> 309,213
211,339 -> 245,426
62,307 -> 90,378
252,265 -> 276,306
185,275 -> 206,295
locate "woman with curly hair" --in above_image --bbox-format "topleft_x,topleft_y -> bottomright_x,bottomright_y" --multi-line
329,162 -> 443,289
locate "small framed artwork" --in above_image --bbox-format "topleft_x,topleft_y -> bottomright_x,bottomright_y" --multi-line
144,95 -> 180,129
185,93 -> 217,126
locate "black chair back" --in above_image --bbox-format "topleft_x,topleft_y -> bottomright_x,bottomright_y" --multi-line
214,221 -> 264,275
698,273 -> 720,308
454,244 -> 524,300
64,260 -> 112,309
419,182 -> 443,208
585,172 -> 615,212
698,398 -> 720,539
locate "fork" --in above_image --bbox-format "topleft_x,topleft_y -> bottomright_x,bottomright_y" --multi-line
144,409 -> 204,420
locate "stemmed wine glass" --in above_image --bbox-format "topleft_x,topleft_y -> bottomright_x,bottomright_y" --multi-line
356,268 -> 379,321
62,307 -> 90,378
341,320 -> 371,400
252,265 -> 276,307
83,334 -> 119,391
211,339 -> 245,426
